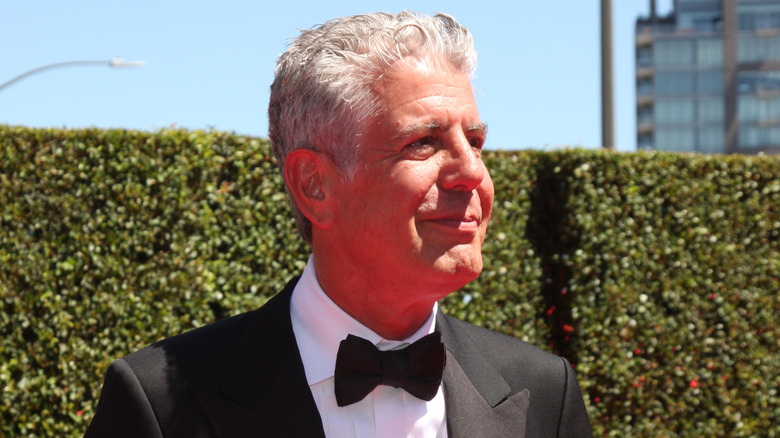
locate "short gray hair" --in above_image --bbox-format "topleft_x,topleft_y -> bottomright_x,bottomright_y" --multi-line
268,11 -> 477,242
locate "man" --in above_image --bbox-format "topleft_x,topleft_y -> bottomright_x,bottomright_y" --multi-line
86,11 -> 592,437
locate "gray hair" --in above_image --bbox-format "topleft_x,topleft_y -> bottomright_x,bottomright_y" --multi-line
268,11 -> 477,242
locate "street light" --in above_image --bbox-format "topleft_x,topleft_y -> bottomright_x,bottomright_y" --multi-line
0,57 -> 146,92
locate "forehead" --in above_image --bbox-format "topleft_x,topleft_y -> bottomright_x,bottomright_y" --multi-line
371,57 -> 479,125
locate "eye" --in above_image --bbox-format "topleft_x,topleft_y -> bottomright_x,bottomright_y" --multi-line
467,136 -> 485,158
404,136 -> 437,158
407,136 -> 434,149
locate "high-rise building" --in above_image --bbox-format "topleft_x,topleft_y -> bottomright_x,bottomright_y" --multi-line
636,0 -> 780,154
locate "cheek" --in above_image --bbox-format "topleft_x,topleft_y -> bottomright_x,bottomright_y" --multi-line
416,185 -> 440,213
480,172 -> 495,219
391,164 -> 440,209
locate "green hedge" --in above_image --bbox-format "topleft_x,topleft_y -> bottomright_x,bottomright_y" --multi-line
551,152 -> 780,436
1,125 -> 778,436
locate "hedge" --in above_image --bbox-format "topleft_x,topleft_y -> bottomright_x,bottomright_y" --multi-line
530,152 -> 780,436
1,125 -> 778,436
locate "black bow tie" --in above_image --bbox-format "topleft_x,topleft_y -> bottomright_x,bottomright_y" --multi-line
333,331 -> 446,407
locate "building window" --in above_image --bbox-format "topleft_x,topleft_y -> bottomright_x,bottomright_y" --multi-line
698,127 -> 725,153
637,45 -> 653,68
656,72 -> 696,95
739,96 -> 780,122
738,72 -> 780,95
739,73 -> 780,125
696,38 -> 723,66
698,98 -> 724,123
697,69 -> 724,95
638,77 -> 654,96
638,105 -> 654,125
738,7 -> 780,31
738,34 -> 780,63
739,125 -> 780,148
655,39 -> 695,67
638,133 -> 653,149
739,96 -> 760,122
656,127 -> 696,151
656,98 -> 696,124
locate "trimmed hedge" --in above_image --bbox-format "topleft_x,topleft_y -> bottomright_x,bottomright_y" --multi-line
1,125 -> 778,436
551,152 -> 780,436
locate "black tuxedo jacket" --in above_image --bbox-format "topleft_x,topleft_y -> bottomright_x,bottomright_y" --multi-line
85,278 -> 592,437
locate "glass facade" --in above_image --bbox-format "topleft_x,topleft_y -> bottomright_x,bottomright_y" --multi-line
656,99 -> 696,123
656,127 -> 697,151
655,71 -> 696,95
655,39 -> 695,67
636,0 -> 780,154
698,98 -> 724,122
738,71 -> 780,148
738,34 -> 780,63
638,35 -> 726,153
697,39 -> 724,66
738,3 -> 780,31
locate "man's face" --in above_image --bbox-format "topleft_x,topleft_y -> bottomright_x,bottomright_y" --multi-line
326,58 -> 494,299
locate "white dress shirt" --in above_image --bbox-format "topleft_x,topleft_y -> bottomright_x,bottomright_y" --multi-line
290,256 -> 448,438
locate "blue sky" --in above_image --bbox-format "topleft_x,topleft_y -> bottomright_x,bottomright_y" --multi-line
0,0 -> 672,152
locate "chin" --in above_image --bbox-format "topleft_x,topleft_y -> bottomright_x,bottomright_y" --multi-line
430,251 -> 483,287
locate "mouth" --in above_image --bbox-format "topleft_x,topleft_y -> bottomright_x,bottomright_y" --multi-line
421,213 -> 482,233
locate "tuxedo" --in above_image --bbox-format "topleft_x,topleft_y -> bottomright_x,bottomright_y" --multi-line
85,278 -> 592,437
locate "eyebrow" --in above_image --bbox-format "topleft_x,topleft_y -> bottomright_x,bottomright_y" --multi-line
392,121 -> 488,142
466,123 -> 488,136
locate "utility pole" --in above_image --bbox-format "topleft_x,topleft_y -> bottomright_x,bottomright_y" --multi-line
722,0 -> 738,154
601,0 -> 615,149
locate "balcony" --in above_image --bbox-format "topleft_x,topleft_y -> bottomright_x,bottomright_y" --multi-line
636,33 -> 654,46
636,67 -> 654,78
637,95 -> 655,105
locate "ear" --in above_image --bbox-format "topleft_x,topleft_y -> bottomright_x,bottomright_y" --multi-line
283,149 -> 335,230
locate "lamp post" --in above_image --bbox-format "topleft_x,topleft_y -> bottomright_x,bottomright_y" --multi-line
0,57 -> 146,92
601,0 -> 615,149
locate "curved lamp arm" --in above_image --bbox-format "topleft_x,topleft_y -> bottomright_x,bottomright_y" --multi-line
0,57 -> 146,92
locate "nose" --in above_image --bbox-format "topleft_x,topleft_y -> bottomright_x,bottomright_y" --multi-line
439,132 -> 486,191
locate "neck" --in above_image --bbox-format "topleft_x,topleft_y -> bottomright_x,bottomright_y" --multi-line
339,294 -> 436,340
312,256 -> 442,340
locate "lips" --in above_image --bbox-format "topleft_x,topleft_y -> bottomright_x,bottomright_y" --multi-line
419,212 -> 482,233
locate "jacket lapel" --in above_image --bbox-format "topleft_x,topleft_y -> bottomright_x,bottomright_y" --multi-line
436,312 -> 530,437
195,278 -> 326,437
189,282 -> 530,437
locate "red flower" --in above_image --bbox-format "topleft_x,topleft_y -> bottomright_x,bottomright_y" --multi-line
562,324 -> 575,333
77,410 -> 83,416
689,379 -> 699,389
546,305 -> 556,316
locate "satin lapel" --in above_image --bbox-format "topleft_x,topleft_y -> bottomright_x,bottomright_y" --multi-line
436,312 -> 529,438
195,278 -> 326,438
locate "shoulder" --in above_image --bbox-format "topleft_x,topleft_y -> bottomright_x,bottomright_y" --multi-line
122,310 -> 253,397
439,313 -> 574,394
439,314 -> 592,436
127,309 -> 250,363
86,312 -> 259,436
123,278 -> 298,386
440,313 -> 563,364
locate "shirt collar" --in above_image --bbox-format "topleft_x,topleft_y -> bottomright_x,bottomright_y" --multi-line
290,255 -> 438,385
